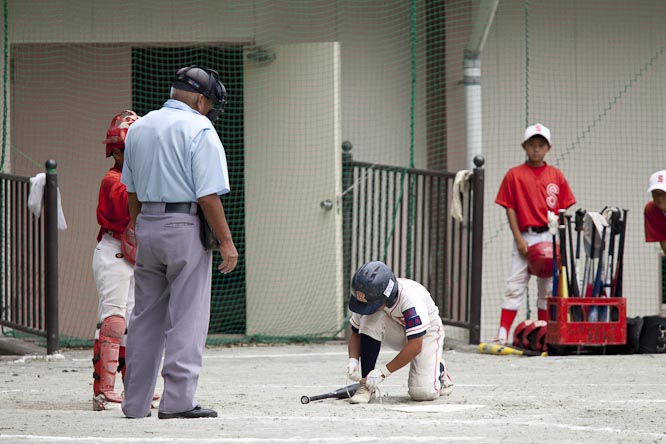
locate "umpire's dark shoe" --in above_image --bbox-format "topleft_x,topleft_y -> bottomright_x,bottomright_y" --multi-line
158,405 -> 218,419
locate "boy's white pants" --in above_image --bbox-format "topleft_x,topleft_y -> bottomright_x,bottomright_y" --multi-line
502,230 -> 554,311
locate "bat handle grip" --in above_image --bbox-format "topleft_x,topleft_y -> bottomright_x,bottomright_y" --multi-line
300,396 -> 311,404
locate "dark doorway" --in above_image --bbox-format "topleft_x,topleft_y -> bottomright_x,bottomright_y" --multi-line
132,47 -> 246,334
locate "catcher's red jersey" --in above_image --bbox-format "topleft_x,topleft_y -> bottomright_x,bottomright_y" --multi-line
96,166 -> 130,241
644,201 -> 666,242
495,162 -> 575,232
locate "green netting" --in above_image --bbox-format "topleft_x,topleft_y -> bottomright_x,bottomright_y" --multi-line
2,0 -> 666,347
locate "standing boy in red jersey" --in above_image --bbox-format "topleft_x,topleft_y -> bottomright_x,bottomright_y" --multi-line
493,124 -> 576,344
644,170 -> 666,255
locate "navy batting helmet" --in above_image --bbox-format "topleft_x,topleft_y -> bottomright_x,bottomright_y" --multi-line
172,65 -> 228,122
348,261 -> 399,315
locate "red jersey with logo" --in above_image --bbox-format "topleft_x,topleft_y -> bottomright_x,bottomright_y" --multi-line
644,201 -> 666,242
96,166 -> 130,242
495,162 -> 576,232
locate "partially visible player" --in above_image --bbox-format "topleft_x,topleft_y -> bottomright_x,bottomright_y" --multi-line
644,169 -> 666,255
91,110 -> 140,411
345,261 -> 453,404
493,123 -> 576,344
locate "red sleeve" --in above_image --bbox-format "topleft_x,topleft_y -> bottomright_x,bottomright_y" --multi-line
645,201 -> 666,242
96,169 -> 130,239
495,168 -> 516,209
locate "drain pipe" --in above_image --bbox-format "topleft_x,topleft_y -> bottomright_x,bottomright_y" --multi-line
464,0 -> 499,170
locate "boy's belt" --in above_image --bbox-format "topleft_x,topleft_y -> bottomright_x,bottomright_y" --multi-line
526,225 -> 549,233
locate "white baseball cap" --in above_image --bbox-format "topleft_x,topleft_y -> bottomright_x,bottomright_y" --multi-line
648,170 -> 666,193
523,123 -> 551,145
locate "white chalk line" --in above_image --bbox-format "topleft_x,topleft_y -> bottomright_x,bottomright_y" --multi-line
0,435 -> 483,443
2,413 -> 665,442
599,399 -> 666,404
387,404 -> 484,413
71,351 -> 355,363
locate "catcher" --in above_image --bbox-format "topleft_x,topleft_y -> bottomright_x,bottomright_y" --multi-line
91,111 -> 157,410
345,261 -> 453,403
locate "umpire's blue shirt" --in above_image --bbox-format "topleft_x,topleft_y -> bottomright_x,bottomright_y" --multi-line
121,99 -> 230,202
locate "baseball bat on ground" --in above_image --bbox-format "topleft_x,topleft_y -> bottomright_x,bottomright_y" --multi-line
478,342 -> 547,357
300,383 -> 359,404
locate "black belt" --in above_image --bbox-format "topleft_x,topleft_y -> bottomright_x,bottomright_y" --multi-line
165,202 -> 195,213
527,225 -> 549,233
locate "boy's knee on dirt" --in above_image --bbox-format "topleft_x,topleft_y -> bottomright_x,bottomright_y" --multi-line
408,385 -> 440,401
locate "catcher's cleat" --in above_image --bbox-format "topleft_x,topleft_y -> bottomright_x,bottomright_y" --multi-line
93,393 -> 122,411
349,379 -> 376,404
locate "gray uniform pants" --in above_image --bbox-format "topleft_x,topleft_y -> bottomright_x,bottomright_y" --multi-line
121,202 -> 212,418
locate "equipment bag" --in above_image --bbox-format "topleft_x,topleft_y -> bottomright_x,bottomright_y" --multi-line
638,315 -> 666,354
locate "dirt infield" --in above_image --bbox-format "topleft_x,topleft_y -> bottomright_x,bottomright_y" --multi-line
0,340 -> 664,444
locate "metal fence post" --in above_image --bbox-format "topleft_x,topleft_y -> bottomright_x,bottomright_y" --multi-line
469,155 -> 485,344
341,141 -> 353,310
44,160 -> 59,354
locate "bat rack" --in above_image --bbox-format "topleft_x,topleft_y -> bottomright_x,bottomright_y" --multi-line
546,296 -> 627,352
545,207 -> 628,355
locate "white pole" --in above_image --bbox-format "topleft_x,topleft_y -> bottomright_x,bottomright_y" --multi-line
464,0 -> 499,170
465,54 -> 482,170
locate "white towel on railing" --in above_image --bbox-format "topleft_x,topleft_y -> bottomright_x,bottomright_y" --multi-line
28,173 -> 68,230
451,169 -> 472,222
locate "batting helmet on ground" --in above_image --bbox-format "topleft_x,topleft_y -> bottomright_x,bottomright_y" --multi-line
526,241 -> 560,278
102,110 -> 139,157
513,320 -> 548,352
348,261 -> 399,315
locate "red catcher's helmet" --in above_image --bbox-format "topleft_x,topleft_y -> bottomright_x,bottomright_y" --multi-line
526,241 -> 560,278
102,110 -> 139,157
513,320 -> 547,352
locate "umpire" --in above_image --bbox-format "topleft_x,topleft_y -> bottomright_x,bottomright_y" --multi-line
120,66 -> 238,419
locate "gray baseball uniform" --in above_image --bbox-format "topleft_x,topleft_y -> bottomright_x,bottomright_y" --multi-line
120,98 -> 230,418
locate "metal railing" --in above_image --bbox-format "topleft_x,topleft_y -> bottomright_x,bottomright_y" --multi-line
342,145 -> 484,343
0,160 -> 59,354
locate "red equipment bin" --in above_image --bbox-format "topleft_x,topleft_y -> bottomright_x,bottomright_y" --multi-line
546,297 -> 627,346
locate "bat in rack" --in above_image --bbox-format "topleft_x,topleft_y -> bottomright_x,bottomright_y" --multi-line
558,210 -> 569,298
300,383 -> 359,404
612,209 -> 628,297
566,214 -> 580,297
566,214 -> 584,321
478,342 -> 547,357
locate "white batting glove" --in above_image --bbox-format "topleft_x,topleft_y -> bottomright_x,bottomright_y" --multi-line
366,364 -> 391,389
346,358 -> 361,382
